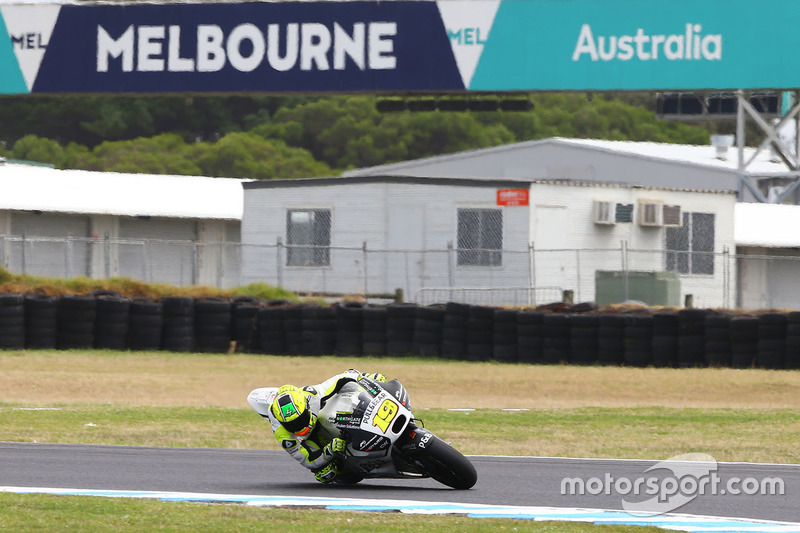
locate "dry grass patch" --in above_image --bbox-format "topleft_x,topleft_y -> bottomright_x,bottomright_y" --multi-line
3,351 -> 800,410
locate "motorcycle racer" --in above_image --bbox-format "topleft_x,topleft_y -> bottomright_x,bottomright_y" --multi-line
265,369 -> 388,483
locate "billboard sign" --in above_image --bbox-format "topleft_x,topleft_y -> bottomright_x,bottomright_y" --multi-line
0,0 -> 797,95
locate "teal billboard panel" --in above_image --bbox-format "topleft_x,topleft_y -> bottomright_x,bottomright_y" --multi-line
471,0 -> 793,91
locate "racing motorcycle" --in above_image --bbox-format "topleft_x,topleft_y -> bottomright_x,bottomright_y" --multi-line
247,376 -> 477,489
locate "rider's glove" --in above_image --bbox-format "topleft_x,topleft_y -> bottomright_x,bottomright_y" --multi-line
330,437 -> 346,453
314,461 -> 339,484
363,372 -> 387,383
323,437 -> 346,460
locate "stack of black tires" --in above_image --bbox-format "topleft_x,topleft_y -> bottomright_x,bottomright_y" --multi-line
4,292 -> 800,371
0,293 -> 26,349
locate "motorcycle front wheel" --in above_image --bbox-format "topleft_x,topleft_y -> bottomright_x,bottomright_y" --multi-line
414,435 -> 477,490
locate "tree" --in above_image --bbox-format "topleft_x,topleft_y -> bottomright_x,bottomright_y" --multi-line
252,96 -> 359,166
11,135 -> 64,165
0,95 -> 288,147
401,112 -> 514,159
0,93 -> 723,178
192,132 -> 331,179
91,134 -> 202,175
254,95 -> 517,169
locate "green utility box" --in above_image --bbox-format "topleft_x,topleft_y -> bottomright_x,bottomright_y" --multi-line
595,270 -> 681,306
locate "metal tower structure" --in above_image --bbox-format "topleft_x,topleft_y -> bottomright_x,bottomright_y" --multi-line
736,90 -> 800,203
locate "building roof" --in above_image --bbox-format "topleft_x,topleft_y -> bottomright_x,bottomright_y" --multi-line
244,175 -> 539,189
0,162 -> 246,220
735,202 -> 800,248
243,174 -> 733,195
343,137 -> 789,178
551,137 -> 787,175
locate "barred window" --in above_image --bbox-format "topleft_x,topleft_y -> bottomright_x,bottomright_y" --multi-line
286,209 -> 331,267
666,212 -> 715,275
457,208 -> 503,266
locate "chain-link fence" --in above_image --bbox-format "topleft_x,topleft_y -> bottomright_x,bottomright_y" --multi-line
415,287 -> 564,307
2,234 -> 800,310
0,235 -> 241,289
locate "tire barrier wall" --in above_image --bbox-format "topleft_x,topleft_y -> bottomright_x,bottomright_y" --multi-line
7,294 -> 800,370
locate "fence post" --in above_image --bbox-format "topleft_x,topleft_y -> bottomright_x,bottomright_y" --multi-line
621,240 -> 629,302
236,240 -> 243,288
192,242 -> 199,285
394,288 -> 404,303
447,241 -> 454,287
104,232 -> 111,279
562,289 -> 574,304
685,294 -> 694,308
362,241 -> 368,301
142,241 -> 150,282
528,241 -> 535,306
575,248 -> 581,303
218,241 -> 225,288
65,236 -> 73,278
404,249 -> 410,300
276,237 -> 283,288
21,233 -> 27,274
722,245 -> 729,309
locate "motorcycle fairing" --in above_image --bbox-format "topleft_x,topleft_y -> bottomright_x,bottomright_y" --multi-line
246,387 -> 279,418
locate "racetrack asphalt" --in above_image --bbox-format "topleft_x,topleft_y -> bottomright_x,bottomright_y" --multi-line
1,442 -> 797,523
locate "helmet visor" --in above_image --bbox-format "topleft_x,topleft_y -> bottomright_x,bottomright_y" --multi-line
281,407 -> 312,435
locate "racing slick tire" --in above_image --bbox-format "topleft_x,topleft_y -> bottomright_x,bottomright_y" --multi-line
413,433 -> 477,490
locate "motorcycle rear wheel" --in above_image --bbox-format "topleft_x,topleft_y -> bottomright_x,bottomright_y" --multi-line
415,435 -> 477,490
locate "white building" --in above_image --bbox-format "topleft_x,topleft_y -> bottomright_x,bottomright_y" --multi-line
337,137 -> 800,310
0,160 -> 245,287
242,175 -> 736,307
735,202 -> 800,310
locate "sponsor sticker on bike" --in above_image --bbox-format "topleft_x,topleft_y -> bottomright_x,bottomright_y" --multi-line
371,398 -> 399,434
418,432 -> 433,449
335,412 -> 362,429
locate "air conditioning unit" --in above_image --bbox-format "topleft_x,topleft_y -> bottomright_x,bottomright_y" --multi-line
593,200 -> 615,225
638,201 -> 663,226
662,204 -> 683,226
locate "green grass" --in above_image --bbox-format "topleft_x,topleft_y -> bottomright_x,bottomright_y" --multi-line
3,403 -> 799,464
0,493 -> 663,533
